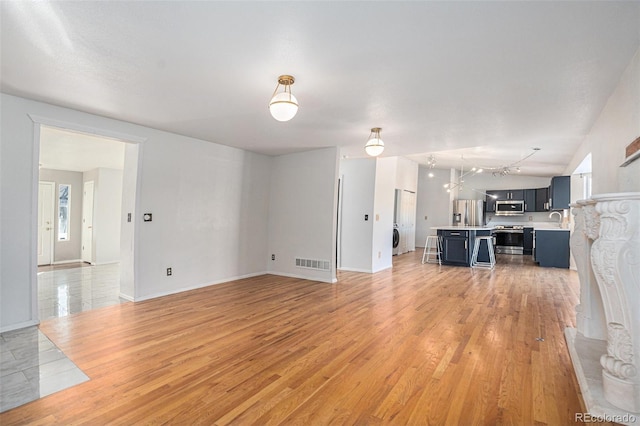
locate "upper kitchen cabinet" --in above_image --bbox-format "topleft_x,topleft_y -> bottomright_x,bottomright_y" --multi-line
507,189 -> 524,200
486,190 -> 507,212
524,189 -> 535,212
549,176 -> 570,210
535,187 -> 550,211
525,188 -> 550,212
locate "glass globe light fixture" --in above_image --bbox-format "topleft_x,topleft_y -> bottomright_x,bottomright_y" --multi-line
269,75 -> 298,122
364,127 -> 385,157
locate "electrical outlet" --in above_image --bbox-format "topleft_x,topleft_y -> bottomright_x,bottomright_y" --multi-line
528,216 -> 533,221
364,214 -> 368,221
271,254 -> 275,261
166,267 -> 172,276
425,215 -> 428,220
127,213 -> 132,222
378,251 -> 381,259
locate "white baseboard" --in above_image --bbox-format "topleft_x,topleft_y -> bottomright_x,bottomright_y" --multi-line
267,271 -> 335,284
134,271 -> 269,302
337,266 -> 372,273
0,319 -> 39,334
372,265 -> 393,273
92,260 -> 120,266
52,259 -> 83,265
119,292 -> 134,302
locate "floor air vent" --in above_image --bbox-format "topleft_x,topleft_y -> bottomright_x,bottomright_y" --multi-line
295,258 -> 331,271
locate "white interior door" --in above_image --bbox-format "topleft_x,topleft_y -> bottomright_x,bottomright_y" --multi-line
82,181 -> 95,264
398,190 -> 417,254
38,181 -> 55,265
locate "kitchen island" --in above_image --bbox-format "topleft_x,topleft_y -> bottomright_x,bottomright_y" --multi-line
430,226 -> 494,266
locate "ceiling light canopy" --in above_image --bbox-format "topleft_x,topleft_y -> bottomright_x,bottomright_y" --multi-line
364,127 -> 384,157
269,75 -> 298,122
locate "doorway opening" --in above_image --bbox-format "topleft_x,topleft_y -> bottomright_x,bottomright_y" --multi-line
36,123 -> 141,319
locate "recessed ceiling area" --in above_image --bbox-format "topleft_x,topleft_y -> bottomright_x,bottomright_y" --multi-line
2,1 -> 639,176
39,126 -> 125,172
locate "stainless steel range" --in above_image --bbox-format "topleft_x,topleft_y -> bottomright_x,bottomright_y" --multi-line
492,225 -> 524,255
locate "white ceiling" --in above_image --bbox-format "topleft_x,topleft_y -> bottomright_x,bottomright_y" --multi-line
40,126 -> 125,172
2,1 -> 638,176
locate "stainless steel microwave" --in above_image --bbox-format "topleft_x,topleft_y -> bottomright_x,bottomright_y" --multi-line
495,200 -> 525,216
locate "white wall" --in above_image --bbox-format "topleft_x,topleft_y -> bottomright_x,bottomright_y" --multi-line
120,143 -> 139,300
396,156 -> 419,192
38,168 -> 83,262
372,157 -> 397,272
338,158 -> 376,272
86,168 -> 123,265
267,147 -> 338,283
338,156 -> 417,272
0,94 -> 273,331
1,95 -> 42,330
136,137 -> 271,300
564,47 -> 640,194
416,167 -> 453,246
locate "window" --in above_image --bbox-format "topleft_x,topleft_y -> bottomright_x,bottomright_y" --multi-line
58,184 -> 70,241
582,173 -> 592,199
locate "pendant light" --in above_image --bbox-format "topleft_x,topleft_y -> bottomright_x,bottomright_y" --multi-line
269,75 -> 298,122
364,127 -> 385,157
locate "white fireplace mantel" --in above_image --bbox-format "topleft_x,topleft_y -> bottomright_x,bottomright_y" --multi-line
566,192 -> 640,424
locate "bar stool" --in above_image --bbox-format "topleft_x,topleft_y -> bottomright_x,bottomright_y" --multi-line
422,235 -> 442,265
470,235 -> 496,269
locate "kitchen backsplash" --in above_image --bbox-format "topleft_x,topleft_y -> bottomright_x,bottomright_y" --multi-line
486,210 -> 568,225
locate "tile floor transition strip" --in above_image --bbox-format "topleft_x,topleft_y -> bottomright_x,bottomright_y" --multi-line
0,327 -> 89,413
1,263 -> 121,412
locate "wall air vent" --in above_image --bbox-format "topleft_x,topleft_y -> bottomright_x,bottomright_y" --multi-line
295,258 -> 331,271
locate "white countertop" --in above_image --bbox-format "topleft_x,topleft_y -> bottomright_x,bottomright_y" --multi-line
430,226 -> 494,231
430,224 -> 570,232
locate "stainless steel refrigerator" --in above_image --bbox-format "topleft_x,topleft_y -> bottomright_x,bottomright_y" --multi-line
452,199 -> 485,226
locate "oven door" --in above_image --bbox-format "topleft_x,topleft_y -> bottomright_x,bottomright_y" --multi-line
493,231 -> 524,255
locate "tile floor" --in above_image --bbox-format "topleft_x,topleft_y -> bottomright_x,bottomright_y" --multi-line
38,263 -> 125,321
1,263 -> 125,412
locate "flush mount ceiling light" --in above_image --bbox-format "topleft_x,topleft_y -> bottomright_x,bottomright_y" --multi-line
269,75 -> 298,122
364,127 -> 385,157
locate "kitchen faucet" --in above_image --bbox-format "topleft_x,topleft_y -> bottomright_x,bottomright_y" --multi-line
549,211 -> 562,227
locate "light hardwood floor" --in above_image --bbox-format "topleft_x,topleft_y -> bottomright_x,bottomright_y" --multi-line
2,252 -> 600,425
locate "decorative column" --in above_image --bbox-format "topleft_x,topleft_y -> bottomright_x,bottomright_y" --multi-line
590,193 -> 640,413
570,200 -> 606,340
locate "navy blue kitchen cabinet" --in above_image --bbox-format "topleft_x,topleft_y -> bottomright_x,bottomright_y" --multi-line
439,230 -> 469,265
485,190 -> 508,212
508,189 -> 524,200
535,229 -> 570,268
524,189 -> 536,212
550,176 -> 570,210
523,227 -> 534,255
438,229 -> 492,266
536,187 -> 550,211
